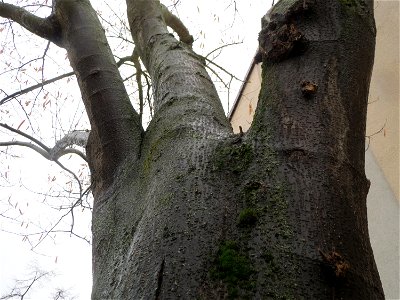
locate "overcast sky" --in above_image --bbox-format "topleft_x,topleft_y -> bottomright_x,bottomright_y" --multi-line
0,1 -> 272,299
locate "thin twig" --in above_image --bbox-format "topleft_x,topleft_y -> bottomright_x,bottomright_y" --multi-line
205,41 -> 243,59
0,123 -> 50,151
0,55 -> 137,106
365,120 -> 387,151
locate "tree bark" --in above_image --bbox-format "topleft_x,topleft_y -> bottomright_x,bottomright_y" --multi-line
0,0 -> 384,299
247,1 -> 382,298
53,0 -> 143,195
90,0 -> 383,298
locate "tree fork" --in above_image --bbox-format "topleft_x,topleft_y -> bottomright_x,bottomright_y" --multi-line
0,0 -> 385,298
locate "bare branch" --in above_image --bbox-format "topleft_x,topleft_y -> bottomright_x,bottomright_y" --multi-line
202,55 -> 243,82
142,71 -> 153,118
0,55 -> 140,106
54,148 -> 88,162
0,128 -> 89,247
0,270 -> 51,300
0,141 -> 50,159
49,130 -> 89,161
116,55 -> 135,67
131,48 -> 145,123
0,123 -> 50,151
205,41 -> 243,59
0,2 -> 61,46
0,71 -> 74,106
30,184 -> 92,249
0,123 -> 88,161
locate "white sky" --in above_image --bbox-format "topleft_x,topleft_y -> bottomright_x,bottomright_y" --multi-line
0,0 -> 273,298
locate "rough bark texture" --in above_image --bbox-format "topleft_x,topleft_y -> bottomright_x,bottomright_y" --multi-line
90,0 -> 382,299
0,0 -> 384,299
248,0 -> 383,298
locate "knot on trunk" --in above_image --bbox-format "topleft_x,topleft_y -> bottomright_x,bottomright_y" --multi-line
257,0 -> 314,62
258,22 -> 308,62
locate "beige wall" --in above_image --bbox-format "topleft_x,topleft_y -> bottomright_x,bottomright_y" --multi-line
229,63 -> 261,133
367,0 -> 399,200
366,149 -> 399,299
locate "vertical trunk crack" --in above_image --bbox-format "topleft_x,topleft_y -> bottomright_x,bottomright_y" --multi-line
155,258 -> 165,299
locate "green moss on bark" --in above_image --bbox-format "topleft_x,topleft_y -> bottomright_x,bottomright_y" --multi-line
268,186 -> 293,240
238,208 -> 258,227
210,241 -> 255,298
213,142 -> 254,174
339,0 -> 361,8
339,0 -> 369,15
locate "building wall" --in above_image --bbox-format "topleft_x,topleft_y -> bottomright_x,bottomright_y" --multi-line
229,1 -> 399,298
366,149 -> 399,299
366,0 -> 399,200
229,62 -> 262,133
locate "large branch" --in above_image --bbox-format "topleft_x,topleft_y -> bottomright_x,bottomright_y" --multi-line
126,0 -> 230,129
54,0 -> 143,193
126,0 -> 169,65
0,3 -> 62,46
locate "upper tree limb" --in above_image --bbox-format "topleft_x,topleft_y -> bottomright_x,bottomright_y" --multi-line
0,2 -> 62,46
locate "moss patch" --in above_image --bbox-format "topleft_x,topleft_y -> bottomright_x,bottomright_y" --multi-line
238,208 -> 258,228
214,142 -> 254,174
268,186 -> 293,240
339,0 -> 368,13
339,0 -> 358,7
262,251 -> 280,278
211,241 -> 254,298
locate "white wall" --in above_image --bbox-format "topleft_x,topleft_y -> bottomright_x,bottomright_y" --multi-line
366,149 -> 399,299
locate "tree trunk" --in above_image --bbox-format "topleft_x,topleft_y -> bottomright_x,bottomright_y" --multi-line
90,0 -> 384,298
2,0 -> 383,298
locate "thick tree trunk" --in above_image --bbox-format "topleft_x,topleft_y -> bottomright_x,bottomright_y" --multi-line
88,0 -> 384,299
3,0 -> 382,298
247,1 -> 382,298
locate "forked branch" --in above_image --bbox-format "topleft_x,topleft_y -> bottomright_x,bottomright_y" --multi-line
0,123 -> 88,162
